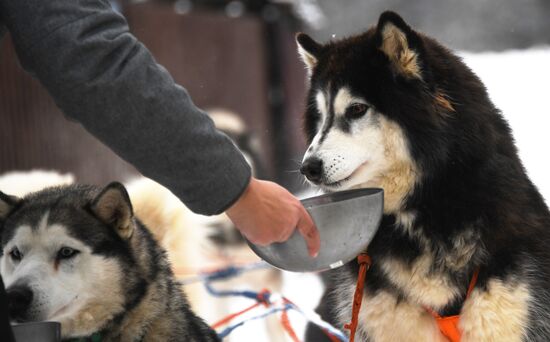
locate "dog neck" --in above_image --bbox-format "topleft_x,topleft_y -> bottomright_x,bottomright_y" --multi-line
353,160 -> 419,214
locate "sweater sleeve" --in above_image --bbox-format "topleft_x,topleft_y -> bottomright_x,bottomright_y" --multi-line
0,0 -> 251,215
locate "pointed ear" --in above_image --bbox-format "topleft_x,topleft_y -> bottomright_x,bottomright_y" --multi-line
0,192 -> 20,222
90,182 -> 134,240
376,11 -> 423,79
296,33 -> 322,74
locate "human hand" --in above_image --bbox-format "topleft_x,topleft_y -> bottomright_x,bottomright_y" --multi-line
226,177 -> 320,257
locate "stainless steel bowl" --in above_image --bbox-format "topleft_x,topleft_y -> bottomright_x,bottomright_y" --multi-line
247,188 -> 383,272
11,321 -> 61,342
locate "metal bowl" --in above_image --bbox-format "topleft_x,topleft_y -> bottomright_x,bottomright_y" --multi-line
11,321 -> 61,342
247,188 -> 383,272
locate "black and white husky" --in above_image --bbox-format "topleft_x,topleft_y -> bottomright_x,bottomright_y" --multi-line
0,183 -> 219,341
297,11 -> 550,341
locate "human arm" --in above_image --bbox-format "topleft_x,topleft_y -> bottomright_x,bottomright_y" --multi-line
0,0 -> 249,215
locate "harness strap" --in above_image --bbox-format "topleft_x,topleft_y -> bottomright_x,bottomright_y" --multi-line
344,253 -> 371,342
466,269 -> 479,298
426,268 -> 480,319
425,268 -> 480,342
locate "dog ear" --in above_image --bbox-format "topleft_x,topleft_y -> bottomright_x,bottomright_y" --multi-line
91,182 -> 134,240
0,192 -> 20,222
376,11 -> 423,79
296,33 -> 323,74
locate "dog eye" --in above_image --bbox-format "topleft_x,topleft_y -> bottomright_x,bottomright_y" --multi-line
346,103 -> 369,119
9,247 -> 22,261
57,247 -> 79,260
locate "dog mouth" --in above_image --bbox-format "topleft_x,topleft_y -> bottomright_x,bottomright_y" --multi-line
49,295 -> 79,320
323,162 -> 368,189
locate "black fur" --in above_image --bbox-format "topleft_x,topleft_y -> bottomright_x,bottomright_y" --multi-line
300,11 -> 550,341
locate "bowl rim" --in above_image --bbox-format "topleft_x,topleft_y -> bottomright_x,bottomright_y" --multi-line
301,188 -> 383,209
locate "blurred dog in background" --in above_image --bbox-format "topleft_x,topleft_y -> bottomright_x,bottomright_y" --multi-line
126,109 -> 286,341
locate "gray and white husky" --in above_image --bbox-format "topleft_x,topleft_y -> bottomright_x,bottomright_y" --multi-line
0,183 -> 219,341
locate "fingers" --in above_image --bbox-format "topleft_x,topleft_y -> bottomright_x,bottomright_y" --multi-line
296,205 -> 321,257
241,227 -> 273,246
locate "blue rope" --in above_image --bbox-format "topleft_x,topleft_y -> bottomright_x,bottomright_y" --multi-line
178,262 -> 269,285
180,262 -> 349,341
217,303 -> 293,339
204,280 -> 263,301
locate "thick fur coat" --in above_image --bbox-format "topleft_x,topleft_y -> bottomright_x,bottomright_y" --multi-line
298,11 -> 550,342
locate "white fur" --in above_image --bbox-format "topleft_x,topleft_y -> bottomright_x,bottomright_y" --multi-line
315,90 -> 328,132
460,279 -> 530,341
358,291 -> 446,342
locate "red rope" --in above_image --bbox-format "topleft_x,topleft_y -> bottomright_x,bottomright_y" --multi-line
280,305 -> 300,342
212,302 -> 262,329
323,328 -> 343,342
344,253 -> 371,342
466,269 -> 479,298
212,289 -> 271,329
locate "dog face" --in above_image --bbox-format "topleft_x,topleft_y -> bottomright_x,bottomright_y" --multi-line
0,184 -> 136,337
300,85 -> 408,192
297,12 -> 457,211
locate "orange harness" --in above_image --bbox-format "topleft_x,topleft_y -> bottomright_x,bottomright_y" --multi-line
344,254 -> 479,342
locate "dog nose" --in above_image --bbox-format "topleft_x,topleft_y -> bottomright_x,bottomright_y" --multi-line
300,158 -> 324,183
7,285 -> 33,321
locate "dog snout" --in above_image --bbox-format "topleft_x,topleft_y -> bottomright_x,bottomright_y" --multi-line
300,158 -> 324,183
7,285 -> 34,321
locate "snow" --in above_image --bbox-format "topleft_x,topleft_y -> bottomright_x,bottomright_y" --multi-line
460,47 -> 550,203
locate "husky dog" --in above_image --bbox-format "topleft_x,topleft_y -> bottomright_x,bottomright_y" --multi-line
0,183 -> 219,341
297,11 -> 550,342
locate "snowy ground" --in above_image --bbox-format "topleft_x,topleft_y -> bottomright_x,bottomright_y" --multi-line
213,47 -> 550,341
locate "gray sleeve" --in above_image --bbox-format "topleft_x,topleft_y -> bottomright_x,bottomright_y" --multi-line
0,0 -> 251,215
